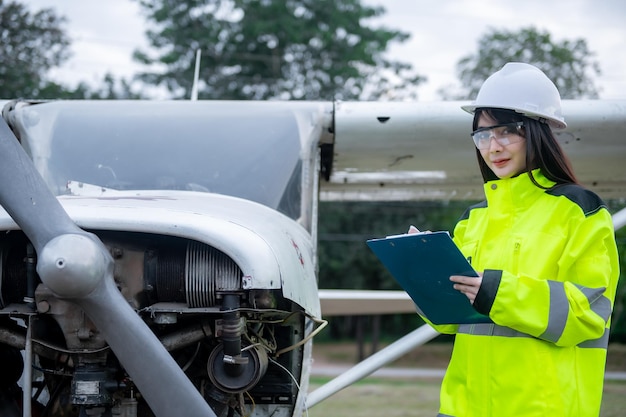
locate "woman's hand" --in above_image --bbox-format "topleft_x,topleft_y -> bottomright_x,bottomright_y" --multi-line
450,274 -> 483,304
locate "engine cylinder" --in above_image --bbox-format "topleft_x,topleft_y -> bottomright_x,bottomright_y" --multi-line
185,241 -> 241,307
143,240 -> 242,307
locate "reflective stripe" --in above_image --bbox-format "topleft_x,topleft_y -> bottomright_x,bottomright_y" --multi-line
539,280 -> 568,343
576,284 -> 612,322
535,282 -> 611,344
458,323 -> 531,338
458,323 -> 609,349
579,328 -> 610,349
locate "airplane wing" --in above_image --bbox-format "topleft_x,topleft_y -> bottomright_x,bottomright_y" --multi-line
322,100 -> 626,202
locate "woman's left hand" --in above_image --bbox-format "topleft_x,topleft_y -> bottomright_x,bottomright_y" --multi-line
450,274 -> 483,304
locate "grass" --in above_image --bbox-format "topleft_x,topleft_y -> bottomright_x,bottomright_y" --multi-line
306,377 -> 626,417
307,377 -> 440,417
306,341 -> 626,417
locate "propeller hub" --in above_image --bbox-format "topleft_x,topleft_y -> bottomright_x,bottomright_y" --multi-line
38,234 -> 106,298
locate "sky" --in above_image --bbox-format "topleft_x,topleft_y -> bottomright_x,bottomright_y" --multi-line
26,0 -> 626,101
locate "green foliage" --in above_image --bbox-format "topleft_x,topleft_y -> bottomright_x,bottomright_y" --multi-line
0,1 -> 143,99
78,73 -> 145,99
317,201 -> 474,339
0,0 -> 70,98
133,0 -> 424,100
20,75 -> 143,99
440,26 -> 601,100
317,201 -> 473,291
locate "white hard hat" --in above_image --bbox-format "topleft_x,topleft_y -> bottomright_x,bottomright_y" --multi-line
461,62 -> 566,129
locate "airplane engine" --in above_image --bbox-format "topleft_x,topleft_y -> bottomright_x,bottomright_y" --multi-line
0,228 -> 314,417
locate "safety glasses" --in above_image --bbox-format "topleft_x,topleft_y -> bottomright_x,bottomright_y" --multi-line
470,122 -> 525,149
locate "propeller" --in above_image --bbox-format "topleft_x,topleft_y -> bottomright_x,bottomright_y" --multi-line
0,117 -> 216,416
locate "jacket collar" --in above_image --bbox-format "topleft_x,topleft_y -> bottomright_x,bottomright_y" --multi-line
483,169 -> 556,210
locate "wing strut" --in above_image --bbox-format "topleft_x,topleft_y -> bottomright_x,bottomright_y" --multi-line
613,207 -> 626,231
306,324 -> 439,408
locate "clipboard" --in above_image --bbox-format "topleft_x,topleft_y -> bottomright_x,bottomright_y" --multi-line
366,231 -> 491,324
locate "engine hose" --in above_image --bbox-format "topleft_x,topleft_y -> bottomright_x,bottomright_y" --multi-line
220,294 -> 247,375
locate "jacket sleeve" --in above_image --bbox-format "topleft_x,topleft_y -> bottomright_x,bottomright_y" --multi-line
474,207 -> 620,347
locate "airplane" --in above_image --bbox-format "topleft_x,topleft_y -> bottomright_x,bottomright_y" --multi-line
0,97 -> 624,417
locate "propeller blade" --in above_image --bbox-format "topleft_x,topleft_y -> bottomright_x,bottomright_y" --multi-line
0,117 -> 216,416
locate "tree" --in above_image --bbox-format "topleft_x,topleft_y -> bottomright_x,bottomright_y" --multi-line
316,200 -> 472,340
0,0 -> 71,98
439,26 -> 601,100
0,1 -> 144,100
133,0 -> 424,100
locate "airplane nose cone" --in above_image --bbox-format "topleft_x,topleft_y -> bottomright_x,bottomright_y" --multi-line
37,234 -> 105,298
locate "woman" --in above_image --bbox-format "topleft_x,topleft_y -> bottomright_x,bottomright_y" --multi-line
432,63 -> 620,416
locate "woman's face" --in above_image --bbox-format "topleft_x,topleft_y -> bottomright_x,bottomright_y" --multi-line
477,113 -> 527,179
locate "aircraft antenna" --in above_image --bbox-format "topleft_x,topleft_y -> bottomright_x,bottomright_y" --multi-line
191,49 -> 201,101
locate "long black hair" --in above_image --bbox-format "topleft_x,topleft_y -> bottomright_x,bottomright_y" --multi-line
472,108 -> 578,187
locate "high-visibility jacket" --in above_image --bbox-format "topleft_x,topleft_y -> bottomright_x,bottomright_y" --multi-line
431,170 -> 620,417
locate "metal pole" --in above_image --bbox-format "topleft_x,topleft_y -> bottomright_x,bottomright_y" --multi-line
190,49 -> 201,101
23,317 -> 32,417
613,207 -> 626,231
